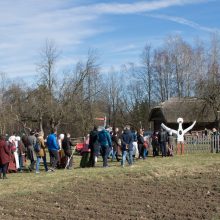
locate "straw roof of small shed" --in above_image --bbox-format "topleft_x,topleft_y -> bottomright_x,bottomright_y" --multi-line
149,97 -> 216,123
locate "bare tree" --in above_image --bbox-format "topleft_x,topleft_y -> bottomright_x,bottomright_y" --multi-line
208,33 -> 220,82
153,49 -> 172,102
36,39 -> 61,130
196,34 -> 220,127
59,50 -> 102,135
191,38 -> 207,84
140,44 -> 154,108
105,68 -> 123,128
2,84 -> 32,134
37,39 -> 60,92
164,35 -> 193,98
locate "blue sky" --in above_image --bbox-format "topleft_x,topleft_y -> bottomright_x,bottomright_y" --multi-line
0,0 -> 219,80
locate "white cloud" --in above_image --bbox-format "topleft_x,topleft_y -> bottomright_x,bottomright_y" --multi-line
146,14 -> 220,33
111,44 -> 138,53
73,0 -> 208,15
0,0 -> 215,78
1,64 -> 36,78
0,1 -> 103,77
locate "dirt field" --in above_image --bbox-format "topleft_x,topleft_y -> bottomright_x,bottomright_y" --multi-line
0,154 -> 219,220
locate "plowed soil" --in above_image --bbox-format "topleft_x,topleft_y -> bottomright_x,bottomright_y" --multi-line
0,169 -> 219,219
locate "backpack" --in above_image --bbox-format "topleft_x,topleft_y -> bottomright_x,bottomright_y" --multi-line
34,140 -> 41,153
98,130 -> 107,146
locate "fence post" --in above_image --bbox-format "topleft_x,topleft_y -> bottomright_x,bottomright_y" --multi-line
217,135 -> 219,153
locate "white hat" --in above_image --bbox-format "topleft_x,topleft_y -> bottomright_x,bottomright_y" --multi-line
15,136 -> 21,141
9,135 -> 16,143
59,134 -> 65,140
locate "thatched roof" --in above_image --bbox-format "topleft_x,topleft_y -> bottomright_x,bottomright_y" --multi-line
149,97 -> 216,123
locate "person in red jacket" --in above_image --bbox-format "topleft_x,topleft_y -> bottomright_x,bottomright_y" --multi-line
0,134 -> 10,179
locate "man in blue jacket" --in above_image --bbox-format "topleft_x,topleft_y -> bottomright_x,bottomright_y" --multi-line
98,126 -> 112,167
121,125 -> 133,167
47,128 -> 60,171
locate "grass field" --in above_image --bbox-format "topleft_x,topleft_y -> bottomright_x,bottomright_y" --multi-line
0,154 -> 220,219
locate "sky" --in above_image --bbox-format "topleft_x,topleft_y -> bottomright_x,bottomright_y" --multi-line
0,0 -> 219,80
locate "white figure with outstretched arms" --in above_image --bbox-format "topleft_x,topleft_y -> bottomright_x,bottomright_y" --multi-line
161,118 -> 196,154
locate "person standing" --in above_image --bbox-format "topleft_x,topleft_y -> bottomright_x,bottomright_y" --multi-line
137,129 -> 145,159
62,133 -> 74,169
131,129 -> 139,160
80,134 -> 91,168
167,131 -> 175,156
121,125 -> 133,167
21,134 -> 29,162
111,128 -> 120,162
58,134 -> 65,168
98,126 -> 112,167
46,128 -> 60,171
9,133 -> 20,170
151,131 -> 159,157
158,127 -> 167,157
0,135 -> 10,179
35,131 -> 48,173
16,136 -> 26,172
27,130 -> 37,171
211,128 -> 219,153
88,126 -> 100,167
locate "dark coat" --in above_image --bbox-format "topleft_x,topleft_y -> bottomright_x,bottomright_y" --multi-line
62,136 -> 73,153
111,133 -> 120,151
151,134 -> 159,147
158,131 -> 167,143
17,140 -> 26,155
22,135 -> 29,149
89,130 -> 99,149
137,134 -> 144,145
131,131 -> 137,142
0,140 -> 10,165
121,130 -> 133,151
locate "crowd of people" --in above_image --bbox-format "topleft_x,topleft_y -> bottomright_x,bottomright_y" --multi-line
80,125 -> 174,169
0,128 -> 74,179
0,125 -> 176,180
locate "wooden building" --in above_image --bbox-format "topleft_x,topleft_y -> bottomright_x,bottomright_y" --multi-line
149,97 -> 217,131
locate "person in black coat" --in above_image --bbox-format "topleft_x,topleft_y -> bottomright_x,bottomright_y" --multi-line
111,128 -> 120,162
137,129 -> 145,159
121,125 -> 133,167
62,133 -> 74,169
151,131 -> 159,157
158,128 -> 168,157
88,125 -> 100,167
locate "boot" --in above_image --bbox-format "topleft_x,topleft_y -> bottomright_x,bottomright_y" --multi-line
3,174 -> 7,179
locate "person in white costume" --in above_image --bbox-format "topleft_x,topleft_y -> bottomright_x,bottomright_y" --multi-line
161,118 -> 196,155
9,135 -> 20,170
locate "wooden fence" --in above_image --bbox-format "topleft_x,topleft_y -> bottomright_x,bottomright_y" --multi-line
70,135 -> 220,155
173,135 -> 219,154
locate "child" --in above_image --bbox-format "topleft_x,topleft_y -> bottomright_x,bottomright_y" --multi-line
167,131 -> 174,156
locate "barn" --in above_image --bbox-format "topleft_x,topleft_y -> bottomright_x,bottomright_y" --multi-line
149,97 -> 218,131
